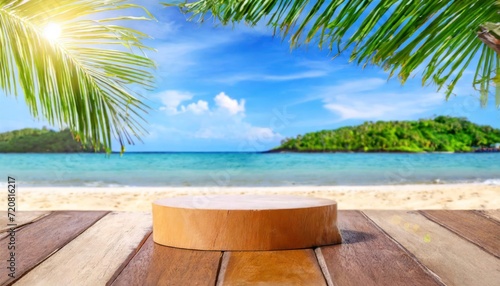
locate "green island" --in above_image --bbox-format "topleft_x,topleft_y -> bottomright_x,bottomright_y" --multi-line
0,128 -> 99,153
271,116 -> 500,153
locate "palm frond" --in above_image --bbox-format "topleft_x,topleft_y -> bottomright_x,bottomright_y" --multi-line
0,0 -> 156,152
176,0 -> 499,107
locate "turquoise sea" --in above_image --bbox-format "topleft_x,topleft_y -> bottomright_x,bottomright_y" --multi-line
1,153 -> 500,187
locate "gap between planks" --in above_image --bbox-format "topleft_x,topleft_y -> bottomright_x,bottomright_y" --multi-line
106,231 -> 153,286
215,252 -> 230,286
359,211 -> 445,285
319,210 -> 443,286
214,251 -> 226,286
314,248 -> 334,286
0,211 -> 51,240
474,209 -> 500,223
109,235 -> 222,286
15,212 -> 152,286
1,211 -> 109,286
363,210 -> 500,286
420,210 -> 500,258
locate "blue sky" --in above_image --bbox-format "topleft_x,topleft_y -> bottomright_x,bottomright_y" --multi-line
0,1 -> 499,151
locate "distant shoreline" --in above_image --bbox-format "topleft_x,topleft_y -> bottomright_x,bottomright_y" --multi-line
263,149 -> 498,154
2,150 -> 500,154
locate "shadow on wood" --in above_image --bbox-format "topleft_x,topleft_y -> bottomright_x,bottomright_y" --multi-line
338,229 -> 377,244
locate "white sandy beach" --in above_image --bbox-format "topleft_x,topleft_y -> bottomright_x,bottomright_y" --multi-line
6,183 -> 500,211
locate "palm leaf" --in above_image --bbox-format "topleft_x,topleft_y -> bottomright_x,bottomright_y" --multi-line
175,0 -> 499,107
0,0 -> 156,152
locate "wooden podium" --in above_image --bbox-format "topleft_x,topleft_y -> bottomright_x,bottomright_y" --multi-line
152,195 -> 342,251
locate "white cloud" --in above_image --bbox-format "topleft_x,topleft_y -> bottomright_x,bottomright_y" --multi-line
157,91 -> 245,116
263,71 -> 327,81
191,98 -> 282,142
214,92 -> 245,115
146,124 -> 191,140
315,78 -> 444,120
324,102 -> 400,120
216,60 -> 340,84
194,118 -> 282,143
152,90 -> 281,145
219,70 -> 328,84
157,90 -> 193,114
245,126 -> 280,141
324,78 -> 387,96
183,100 -> 209,114
152,33 -> 242,75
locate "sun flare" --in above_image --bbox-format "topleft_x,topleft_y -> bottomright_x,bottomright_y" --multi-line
43,23 -> 62,40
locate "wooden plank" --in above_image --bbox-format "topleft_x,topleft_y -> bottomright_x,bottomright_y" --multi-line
16,212 -> 152,286
0,211 -> 50,233
110,235 -> 222,286
477,209 -> 500,222
0,211 -> 107,286
217,249 -> 327,285
0,211 -> 50,241
318,210 -> 440,286
421,210 -> 500,258
364,210 -> 500,286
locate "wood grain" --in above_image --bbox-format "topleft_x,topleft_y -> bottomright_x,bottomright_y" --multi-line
364,210 -> 500,286
110,235 -> 222,286
477,209 -> 500,222
421,210 -> 500,258
0,211 -> 107,286
0,211 -> 50,233
217,249 -> 326,285
153,195 -> 341,251
16,212 -> 152,286
319,210 -> 440,286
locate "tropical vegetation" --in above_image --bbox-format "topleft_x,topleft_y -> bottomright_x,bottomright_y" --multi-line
178,0 -> 500,106
0,0 -> 155,152
272,116 -> 500,153
0,128 -> 101,153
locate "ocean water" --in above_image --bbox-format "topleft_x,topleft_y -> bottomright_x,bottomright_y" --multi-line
0,153 -> 499,187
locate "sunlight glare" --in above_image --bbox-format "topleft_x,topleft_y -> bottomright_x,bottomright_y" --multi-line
43,23 -> 62,41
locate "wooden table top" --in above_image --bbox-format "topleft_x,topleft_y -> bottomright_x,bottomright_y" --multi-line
1,210 -> 499,286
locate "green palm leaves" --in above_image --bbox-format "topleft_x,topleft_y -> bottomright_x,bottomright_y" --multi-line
0,0 -> 155,152
178,0 -> 499,107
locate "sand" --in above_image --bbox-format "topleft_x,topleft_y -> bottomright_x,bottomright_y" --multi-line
5,183 -> 499,211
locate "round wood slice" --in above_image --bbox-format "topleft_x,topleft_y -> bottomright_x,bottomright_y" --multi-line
152,195 -> 342,251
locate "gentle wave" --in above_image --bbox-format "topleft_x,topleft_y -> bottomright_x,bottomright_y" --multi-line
483,179 -> 500,185
3,178 -> 500,188
1,153 -> 500,187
